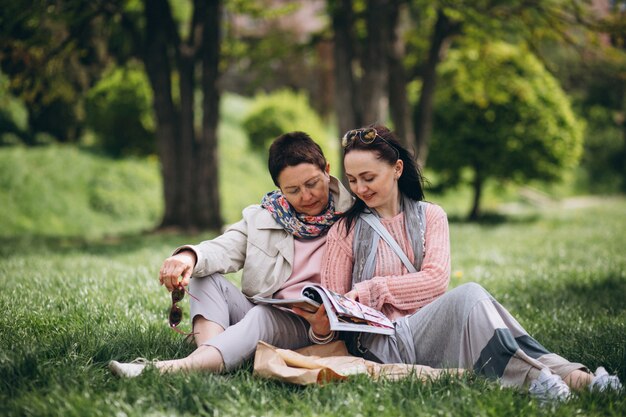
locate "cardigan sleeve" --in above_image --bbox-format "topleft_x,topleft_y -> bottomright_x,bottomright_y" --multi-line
321,220 -> 355,296
353,204 -> 451,313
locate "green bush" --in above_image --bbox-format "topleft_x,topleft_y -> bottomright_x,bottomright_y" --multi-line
0,71 -> 29,145
85,65 -> 155,157
430,42 -> 583,218
242,90 -> 338,165
0,146 -> 162,237
576,105 -> 625,193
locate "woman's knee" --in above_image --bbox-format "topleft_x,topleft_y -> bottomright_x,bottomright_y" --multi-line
441,282 -> 493,318
244,305 -> 279,323
244,305 -> 306,341
453,282 -> 491,301
188,272 -> 230,294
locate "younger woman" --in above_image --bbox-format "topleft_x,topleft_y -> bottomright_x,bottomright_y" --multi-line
296,125 -> 621,402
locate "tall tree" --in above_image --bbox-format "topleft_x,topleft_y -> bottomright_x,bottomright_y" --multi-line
429,42 -> 583,219
329,0 -> 401,179
387,1 -> 415,148
411,7 -> 461,166
593,1 -> 626,191
330,0 -> 361,140
0,0 -> 224,231
329,1 -> 397,128
329,0 -> 603,168
141,0 -> 223,231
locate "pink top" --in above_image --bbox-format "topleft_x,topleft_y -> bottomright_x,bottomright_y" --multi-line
321,203 -> 450,320
273,235 -> 327,299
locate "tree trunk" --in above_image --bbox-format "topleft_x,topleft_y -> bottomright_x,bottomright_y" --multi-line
178,49 -> 196,230
143,0 -> 222,232
195,0 -> 222,230
361,0 -> 390,125
469,167 -> 483,221
414,8 -> 460,168
332,0 -> 360,134
387,1 -> 414,149
143,0 -> 182,228
331,0 -> 359,181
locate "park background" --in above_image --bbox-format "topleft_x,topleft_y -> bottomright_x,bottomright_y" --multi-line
1,1 -> 625,416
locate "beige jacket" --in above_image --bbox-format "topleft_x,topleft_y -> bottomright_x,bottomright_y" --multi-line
177,176 -> 353,297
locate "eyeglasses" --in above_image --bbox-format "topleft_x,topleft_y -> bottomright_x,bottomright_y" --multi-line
169,285 -> 199,337
341,127 -> 400,159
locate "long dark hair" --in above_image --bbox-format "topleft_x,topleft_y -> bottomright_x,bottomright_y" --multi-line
341,125 -> 425,234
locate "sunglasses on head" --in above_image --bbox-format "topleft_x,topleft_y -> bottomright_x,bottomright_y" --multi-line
169,285 -> 199,337
341,127 -> 400,159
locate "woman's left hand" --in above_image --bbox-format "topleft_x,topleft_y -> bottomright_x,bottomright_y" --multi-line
292,304 -> 331,337
344,289 -> 359,301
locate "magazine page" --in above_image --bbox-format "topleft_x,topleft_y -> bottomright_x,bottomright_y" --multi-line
250,295 -> 321,313
303,285 -> 395,335
307,285 -> 394,328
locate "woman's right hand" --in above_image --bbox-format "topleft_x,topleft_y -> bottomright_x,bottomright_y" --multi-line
292,304 -> 332,337
159,250 -> 197,291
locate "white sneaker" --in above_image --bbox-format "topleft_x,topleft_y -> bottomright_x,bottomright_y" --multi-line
529,368 -> 571,404
590,367 -> 622,392
108,358 -> 152,378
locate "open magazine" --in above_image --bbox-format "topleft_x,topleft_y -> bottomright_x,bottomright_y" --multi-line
251,284 -> 395,335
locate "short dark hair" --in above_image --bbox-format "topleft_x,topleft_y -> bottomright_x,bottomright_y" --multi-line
268,131 -> 327,186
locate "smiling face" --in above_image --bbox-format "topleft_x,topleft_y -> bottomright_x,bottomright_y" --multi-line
277,163 -> 331,216
344,150 -> 403,218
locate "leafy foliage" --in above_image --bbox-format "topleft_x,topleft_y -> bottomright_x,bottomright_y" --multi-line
242,89 -> 339,169
0,146 -> 162,238
0,72 -> 29,145
85,66 -> 155,157
429,42 -> 584,216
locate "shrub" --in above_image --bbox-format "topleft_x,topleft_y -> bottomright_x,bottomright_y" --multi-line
575,106 -> 626,194
430,42 -> 583,219
242,89 -> 334,154
85,65 -> 155,157
0,146 -> 162,237
0,71 -> 29,145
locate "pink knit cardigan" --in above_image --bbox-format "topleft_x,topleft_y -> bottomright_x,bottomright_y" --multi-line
321,203 -> 450,320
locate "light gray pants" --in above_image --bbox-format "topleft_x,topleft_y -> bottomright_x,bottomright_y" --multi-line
188,273 -> 311,371
355,282 -> 585,387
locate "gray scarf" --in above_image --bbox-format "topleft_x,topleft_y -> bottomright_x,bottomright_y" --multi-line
351,195 -> 427,286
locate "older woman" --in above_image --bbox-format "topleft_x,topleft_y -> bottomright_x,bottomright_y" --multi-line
109,131 -> 352,376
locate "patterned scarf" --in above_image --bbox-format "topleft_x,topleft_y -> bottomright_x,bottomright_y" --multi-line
261,190 -> 340,239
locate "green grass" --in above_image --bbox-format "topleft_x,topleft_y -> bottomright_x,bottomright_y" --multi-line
1,197 -> 625,416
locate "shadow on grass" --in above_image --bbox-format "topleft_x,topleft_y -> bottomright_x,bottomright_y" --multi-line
560,275 -> 626,315
447,212 -> 540,225
507,274 -> 626,316
0,229 -> 217,258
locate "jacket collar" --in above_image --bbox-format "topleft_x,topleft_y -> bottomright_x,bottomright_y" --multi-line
330,175 -> 354,213
256,175 -> 354,230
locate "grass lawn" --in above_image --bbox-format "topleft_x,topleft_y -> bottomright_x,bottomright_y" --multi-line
1,197 -> 625,416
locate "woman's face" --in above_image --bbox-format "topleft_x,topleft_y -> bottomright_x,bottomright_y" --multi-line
277,163 -> 331,216
344,150 -> 402,215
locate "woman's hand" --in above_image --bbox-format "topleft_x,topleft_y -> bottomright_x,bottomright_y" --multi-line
344,289 -> 359,301
159,250 -> 197,291
292,304 -> 331,337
